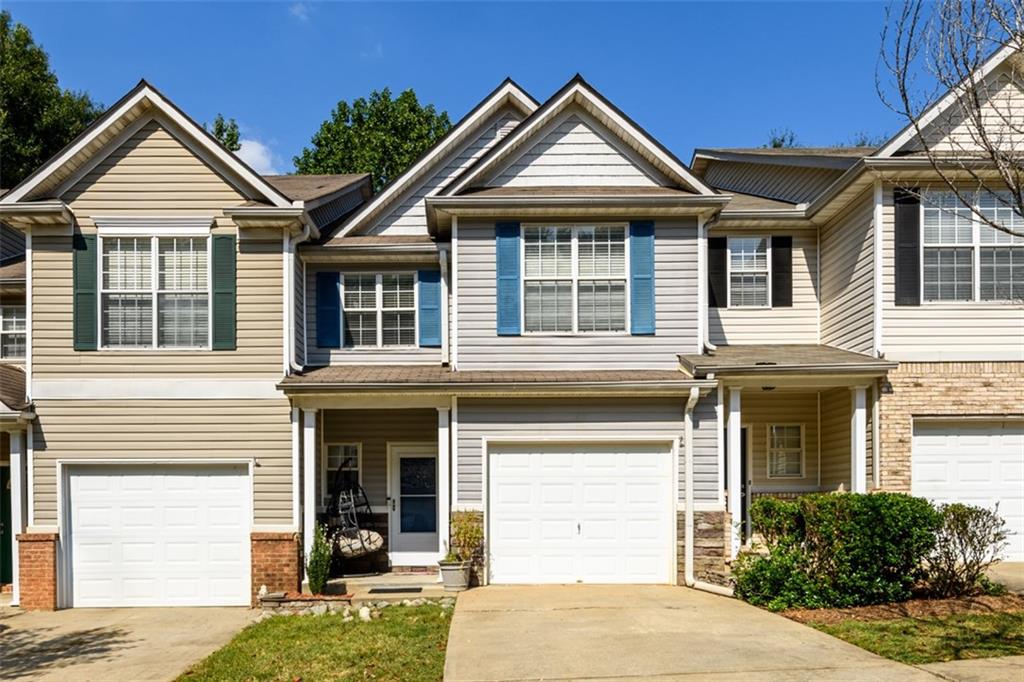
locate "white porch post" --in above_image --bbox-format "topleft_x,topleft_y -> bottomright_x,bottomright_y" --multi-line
9,429 -> 25,606
437,406 -> 451,561
850,387 -> 868,493
302,408 -> 318,590
727,387 -> 742,558
291,408 -> 300,529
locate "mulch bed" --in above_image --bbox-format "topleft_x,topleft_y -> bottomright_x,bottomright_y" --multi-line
783,594 -> 1024,625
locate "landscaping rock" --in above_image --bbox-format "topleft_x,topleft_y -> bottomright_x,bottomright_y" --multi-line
311,603 -> 328,616
358,606 -> 372,622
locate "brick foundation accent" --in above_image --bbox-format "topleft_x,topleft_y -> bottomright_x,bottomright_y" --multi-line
878,362 -> 1024,491
251,532 -> 300,607
677,511 -> 732,587
18,533 -> 58,611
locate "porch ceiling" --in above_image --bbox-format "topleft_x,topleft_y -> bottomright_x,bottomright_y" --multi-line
678,344 -> 897,382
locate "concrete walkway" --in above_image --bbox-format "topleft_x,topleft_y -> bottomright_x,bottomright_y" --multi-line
918,655 -> 1024,682
0,602 -> 254,681
444,585 -> 938,681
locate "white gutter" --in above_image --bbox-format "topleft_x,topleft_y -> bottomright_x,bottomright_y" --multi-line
286,219 -> 312,373
683,386 -> 734,597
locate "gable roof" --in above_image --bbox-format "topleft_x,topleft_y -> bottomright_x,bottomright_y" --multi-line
327,78 -> 538,240
0,80 -> 294,208
442,75 -> 716,197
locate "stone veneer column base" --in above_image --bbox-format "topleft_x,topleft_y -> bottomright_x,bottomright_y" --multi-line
677,511 -> 732,587
251,532 -> 300,606
18,533 -> 58,611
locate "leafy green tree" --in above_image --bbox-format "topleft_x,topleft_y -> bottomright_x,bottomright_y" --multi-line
0,10 -> 104,187
764,127 -> 799,149
206,114 -> 240,152
294,88 -> 451,191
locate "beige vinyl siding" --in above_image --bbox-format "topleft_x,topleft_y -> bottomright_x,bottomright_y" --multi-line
488,108 -> 667,188
820,191 -> 875,354
31,233 -> 284,377
320,408 -> 437,510
880,185 -> 1024,361
709,228 -> 819,345
369,110 -> 523,236
703,161 -> 843,205
30,399 -> 293,526
456,397 -> 721,507
818,387 -> 851,490
744,392 -> 820,492
304,263 -> 442,366
456,218 -> 699,370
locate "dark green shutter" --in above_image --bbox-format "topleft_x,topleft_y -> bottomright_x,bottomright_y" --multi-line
211,235 -> 237,350
771,236 -> 793,307
73,234 -> 98,351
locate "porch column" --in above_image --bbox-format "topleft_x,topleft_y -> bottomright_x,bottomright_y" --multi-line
9,429 -> 25,606
302,408 -> 318,590
727,387 -> 742,558
850,387 -> 868,494
437,407 -> 451,560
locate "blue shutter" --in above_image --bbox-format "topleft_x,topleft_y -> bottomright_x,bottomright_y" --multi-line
629,221 -> 656,335
495,222 -> 521,336
316,271 -> 341,348
418,269 -> 442,347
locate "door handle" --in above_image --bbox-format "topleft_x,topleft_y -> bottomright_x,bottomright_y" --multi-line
391,498 -> 396,512
577,522 -> 581,535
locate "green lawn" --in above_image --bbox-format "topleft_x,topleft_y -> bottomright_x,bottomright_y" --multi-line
813,611 -> 1024,665
178,605 -> 451,681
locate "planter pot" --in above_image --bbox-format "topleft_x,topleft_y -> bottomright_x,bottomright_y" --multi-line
439,560 -> 472,591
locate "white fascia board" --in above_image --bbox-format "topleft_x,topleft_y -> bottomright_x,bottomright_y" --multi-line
1,84 -> 293,208
331,82 -> 538,240
873,43 -> 1017,158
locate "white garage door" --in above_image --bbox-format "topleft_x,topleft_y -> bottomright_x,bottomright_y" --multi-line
67,464 -> 251,607
912,421 -> 1024,561
489,442 -> 674,584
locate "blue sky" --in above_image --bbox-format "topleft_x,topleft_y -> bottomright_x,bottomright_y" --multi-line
7,2 -> 903,175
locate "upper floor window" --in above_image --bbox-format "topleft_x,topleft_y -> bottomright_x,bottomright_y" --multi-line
0,305 -> 26,360
922,191 -> 1024,303
767,424 -> 804,478
728,237 -> 770,308
523,225 -> 627,333
100,236 -> 209,348
343,272 -> 416,347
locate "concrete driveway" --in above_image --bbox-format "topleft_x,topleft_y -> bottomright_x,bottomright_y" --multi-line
444,585 -> 938,681
0,600 -> 254,681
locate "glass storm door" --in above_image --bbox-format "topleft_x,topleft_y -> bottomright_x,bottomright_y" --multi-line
388,445 -> 439,564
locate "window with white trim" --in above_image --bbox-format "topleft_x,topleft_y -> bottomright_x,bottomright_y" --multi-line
922,191 -> 1024,302
342,272 -> 416,347
322,442 -> 361,507
0,305 -> 26,359
100,236 -> 210,348
728,237 -> 769,307
523,225 -> 627,333
767,424 -> 804,479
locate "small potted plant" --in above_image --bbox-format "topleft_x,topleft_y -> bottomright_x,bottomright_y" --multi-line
439,513 -> 483,591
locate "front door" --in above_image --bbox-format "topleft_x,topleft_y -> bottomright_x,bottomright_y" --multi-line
387,444 -> 439,565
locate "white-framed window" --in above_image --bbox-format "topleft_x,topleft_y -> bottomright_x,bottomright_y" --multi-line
322,442 -> 361,506
0,305 -> 26,360
342,272 -> 416,347
523,224 -> 628,333
728,236 -> 770,308
922,190 -> 1024,303
99,235 -> 210,349
767,424 -> 804,479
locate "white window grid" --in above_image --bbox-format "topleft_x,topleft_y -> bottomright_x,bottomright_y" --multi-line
521,223 -> 631,335
321,442 -> 362,507
97,235 -> 212,350
766,423 -> 804,479
341,272 -> 418,348
921,190 -> 1024,303
0,305 -> 26,360
726,235 -> 772,309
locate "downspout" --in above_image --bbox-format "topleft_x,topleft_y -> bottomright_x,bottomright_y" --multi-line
287,220 -> 312,374
684,386 -> 734,597
699,213 -> 718,353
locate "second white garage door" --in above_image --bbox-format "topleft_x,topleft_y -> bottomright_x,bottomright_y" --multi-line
67,464 -> 251,607
488,442 -> 674,584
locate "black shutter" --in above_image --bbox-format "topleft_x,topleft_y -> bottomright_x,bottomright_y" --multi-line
894,188 -> 921,306
708,237 -> 727,308
771,235 -> 793,308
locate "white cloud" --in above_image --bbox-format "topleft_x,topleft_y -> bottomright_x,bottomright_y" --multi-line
237,138 -> 281,175
359,42 -> 384,60
289,2 -> 311,22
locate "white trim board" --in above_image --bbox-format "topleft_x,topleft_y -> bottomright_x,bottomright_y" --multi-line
32,378 -> 285,400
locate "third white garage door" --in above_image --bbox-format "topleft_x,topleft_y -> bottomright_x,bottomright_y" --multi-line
488,442 -> 674,584
912,421 -> 1024,561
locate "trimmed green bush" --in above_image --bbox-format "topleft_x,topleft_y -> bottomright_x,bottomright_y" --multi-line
306,523 -> 332,595
734,493 -> 941,610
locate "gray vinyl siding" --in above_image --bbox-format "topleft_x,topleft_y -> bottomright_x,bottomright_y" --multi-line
1,223 -> 24,263
304,262 -> 442,366
820,191 -> 875,354
455,218 -> 699,370
456,397 -> 720,508
703,161 -> 843,205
